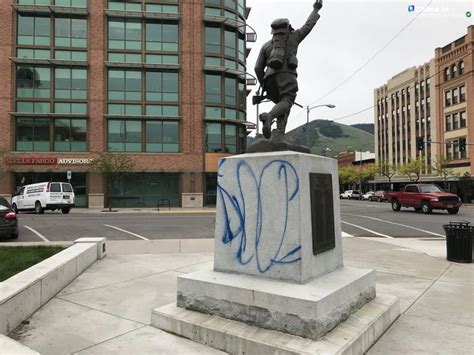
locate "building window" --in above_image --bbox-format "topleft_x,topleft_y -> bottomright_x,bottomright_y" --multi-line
452,112 -> 459,130
443,67 -> 449,81
205,73 -> 222,104
15,117 -> 87,152
16,66 -> 51,98
204,24 -> 244,63
55,68 -> 87,99
445,115 -> 451,131
459,85 -> 466,102
205,123 -> 242,153
108,19 -> 142,50
54,119 -> 87,151
16,118 -> 50,151
460,111 -> 466,128
146,21 -> 179,52
145,71 -> 179,102
55,17 -> 87,48
108,1 -> 142,11
444,90 -> 451,107
452,87 -> 459,105
108,69 -> 142,100
459,61 -> 465,75
107,119 -> 179,153
17,15 -> 50,46
451,64 -> 457,79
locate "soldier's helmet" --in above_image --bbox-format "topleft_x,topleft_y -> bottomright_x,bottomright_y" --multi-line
271,18 -> 292,34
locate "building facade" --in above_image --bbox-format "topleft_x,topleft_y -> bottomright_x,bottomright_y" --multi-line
374,59 -> 437,174
0,0 -> 254,208
435,25 -> 473,176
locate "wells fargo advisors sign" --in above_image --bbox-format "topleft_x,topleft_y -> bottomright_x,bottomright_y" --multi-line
5,157 -> 93,165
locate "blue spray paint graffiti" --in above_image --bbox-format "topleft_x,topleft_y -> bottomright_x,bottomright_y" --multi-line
217,159 -> 301,273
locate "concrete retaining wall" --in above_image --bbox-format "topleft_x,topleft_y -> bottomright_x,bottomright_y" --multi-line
0,239 -> 104,335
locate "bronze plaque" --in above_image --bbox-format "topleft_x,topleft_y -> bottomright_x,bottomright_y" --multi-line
310,173 -> 335,255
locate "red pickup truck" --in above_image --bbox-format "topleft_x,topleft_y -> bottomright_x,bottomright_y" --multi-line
387,184 -> 462,215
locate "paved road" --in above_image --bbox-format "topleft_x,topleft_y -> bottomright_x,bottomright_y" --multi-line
1,201 -> 472,243
340,199 -> 473,239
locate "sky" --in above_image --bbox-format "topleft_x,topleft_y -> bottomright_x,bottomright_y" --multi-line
245,0 -> 473,134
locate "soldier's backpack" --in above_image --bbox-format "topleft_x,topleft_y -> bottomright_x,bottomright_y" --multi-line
268,18 -> 298,70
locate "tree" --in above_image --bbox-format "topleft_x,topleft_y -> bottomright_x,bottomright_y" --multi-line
339,166 -> 359,188
376,160 -> 397,185
432,156 -> 455,181
89,153 -> 136,211
398,158 -> 425,183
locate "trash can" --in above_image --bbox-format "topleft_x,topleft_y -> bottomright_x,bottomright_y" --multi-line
443,221 -> 474,263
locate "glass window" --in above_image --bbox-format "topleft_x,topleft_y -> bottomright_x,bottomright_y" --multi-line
205,74 -> 221,103
16,118 -> 50,151
224,124 -> 236,153
146,121 -> 162,152
108,120 -> 142,152
460,85 -> 466,102
205,123 -> 222,152
225,76 -> 237,105
445,115 -> 451,131
108,1 -> 142,11
146,21 -> 178,52
108,19 -> 142,50
460,111 -> 466,128
224,28 -> 236,57
55,17 -> 87,48
16,65 -> 51,99
55,102 -> 87,114
55,68 -> 87,99
50,183 -> 61,192
145,4 -> 179,13
163,121 -> 179,152
54,118 -> 87,151
108,69 -> 142,101
452,88 -> 459,105
18,0 -> 51,4
205,25 -> 221,54
56,0 -> 87,7
452,112 -> 459,130
444,90 -> 451,107
18,15 -> 50,46
146,71 -> 179,102
459,61 -> 465,75
55,50 -> 87,61
17,48 -> 51,59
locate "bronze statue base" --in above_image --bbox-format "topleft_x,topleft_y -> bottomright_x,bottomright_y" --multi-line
247,131 -> 310,154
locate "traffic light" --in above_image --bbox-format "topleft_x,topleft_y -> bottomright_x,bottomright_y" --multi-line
416,137 -> 424,151
459,138 -> 467,152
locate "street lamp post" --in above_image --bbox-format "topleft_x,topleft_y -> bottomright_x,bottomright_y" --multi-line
306,104 -> 336,147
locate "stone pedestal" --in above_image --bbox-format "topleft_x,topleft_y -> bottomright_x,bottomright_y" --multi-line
152,152 -> 399,353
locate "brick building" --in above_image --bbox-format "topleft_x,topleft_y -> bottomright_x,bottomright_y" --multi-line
375,26 -> 473,177
0,0 -> 254,208
435,25 -> 473,176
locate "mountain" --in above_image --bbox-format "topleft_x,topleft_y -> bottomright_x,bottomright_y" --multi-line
351,123 -> 374,135
285,120 -> 374,156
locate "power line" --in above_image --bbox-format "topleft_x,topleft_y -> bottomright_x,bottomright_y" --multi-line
306,0 -> 435,107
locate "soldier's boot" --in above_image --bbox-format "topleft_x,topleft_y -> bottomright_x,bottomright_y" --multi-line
259,112 -> 273,139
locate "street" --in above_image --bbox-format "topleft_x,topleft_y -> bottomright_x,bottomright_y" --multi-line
2,200 -> 472,244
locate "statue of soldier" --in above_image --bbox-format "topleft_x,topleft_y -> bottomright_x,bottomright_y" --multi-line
254,0 -> 323,140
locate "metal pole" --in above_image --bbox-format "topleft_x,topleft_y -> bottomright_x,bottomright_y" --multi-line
256,101 -> 260,135
306,106 -> 310,147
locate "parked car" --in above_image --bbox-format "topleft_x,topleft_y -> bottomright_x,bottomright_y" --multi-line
369,191 -> 387,202
12,182 -> 75,214
340,190 -> 361,200
386,184 -> 462,214
362,191 -> 375,200
0,197 -> 18,239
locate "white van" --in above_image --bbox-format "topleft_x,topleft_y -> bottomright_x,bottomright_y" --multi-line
12,182 -> 75,214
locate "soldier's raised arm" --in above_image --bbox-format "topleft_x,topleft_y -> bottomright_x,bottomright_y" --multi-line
294,0 -> 323,43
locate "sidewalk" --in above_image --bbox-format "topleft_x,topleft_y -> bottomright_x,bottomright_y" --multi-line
9,237 -> 474,354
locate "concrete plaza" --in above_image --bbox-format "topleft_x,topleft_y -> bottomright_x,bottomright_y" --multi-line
9,236 -> 474,354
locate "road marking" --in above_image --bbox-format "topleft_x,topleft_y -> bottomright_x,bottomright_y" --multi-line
342,213 -> 445,238
341,221 -> 394,239
104,224 -> 150,241
24,225 -> 50,242
342,231 -> 354,238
